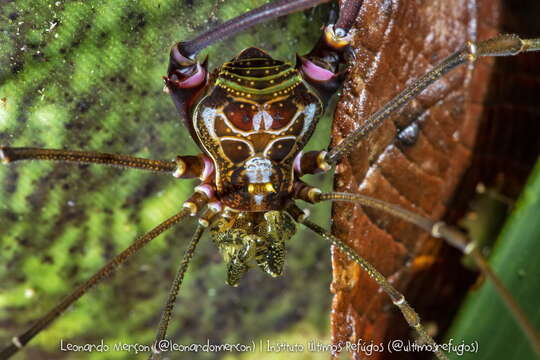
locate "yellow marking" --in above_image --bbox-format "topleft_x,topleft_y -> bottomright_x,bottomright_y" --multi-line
183,202 -> 198,215
412,255 -> 438,271
265,183 -> 276,193
265,96 -> 290,105
220,68 -> 297,82
240,104 -> 244,108
317,151 -> 331,171
236,145 -> 243,150
247,183 -> 276,194
173,156 -> 186,178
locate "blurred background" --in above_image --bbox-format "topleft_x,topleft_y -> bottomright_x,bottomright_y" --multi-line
0,1 -> 336,359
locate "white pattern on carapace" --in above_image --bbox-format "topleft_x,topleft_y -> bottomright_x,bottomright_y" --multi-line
254,194 -> 264,205
245,157 -> 272,183
201,107 -> 219,138
301,103 -> 317,136
218,103 -> 312,137
252,110 -> 274,131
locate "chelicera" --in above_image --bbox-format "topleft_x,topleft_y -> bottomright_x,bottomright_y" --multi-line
1,0 -> 540,359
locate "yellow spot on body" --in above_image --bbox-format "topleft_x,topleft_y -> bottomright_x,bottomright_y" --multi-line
226,128 -> 231,133
246,70 -> 251,74
277,144 -> 283,149
265,70 -> 270,74
250,81 -> 255,85
251,105 -> 256,110
240,104 -> 244,108
265,183 -> 276,192
279,103 -> 283,107
270,80 -> 275,84
237,145 -> 242,150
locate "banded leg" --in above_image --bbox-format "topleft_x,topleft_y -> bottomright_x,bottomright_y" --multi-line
0,207 -> 195,360
0,147 -> 209,179
286,204 -> 449,360
326,35 -> 540,164
295,187 -> 540,356
149,224 -> 205,360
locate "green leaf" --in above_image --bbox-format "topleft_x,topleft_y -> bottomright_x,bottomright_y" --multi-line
445,158 -> 540,360
0,1 -> 335,359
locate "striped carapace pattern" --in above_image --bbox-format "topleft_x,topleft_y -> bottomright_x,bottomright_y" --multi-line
193,47 -> 324,211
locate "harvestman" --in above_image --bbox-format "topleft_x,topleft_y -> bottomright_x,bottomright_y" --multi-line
1,0 -> 539,359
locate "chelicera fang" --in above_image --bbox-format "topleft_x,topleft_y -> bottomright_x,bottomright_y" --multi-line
1,0 -> 540,359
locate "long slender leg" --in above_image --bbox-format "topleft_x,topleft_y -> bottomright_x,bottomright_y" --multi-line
297,189 -> 540,356
326,35 -> 540,164
286,203 -> 449,360
149,224 -> 205,360
0,208 -> 192,360
0,147 -> 210,179
334,0 -> 363,34
0,147 -> 174,172
178,0 -> 333,59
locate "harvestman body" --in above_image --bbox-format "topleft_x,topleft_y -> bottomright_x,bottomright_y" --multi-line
1,0 -> 539,359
